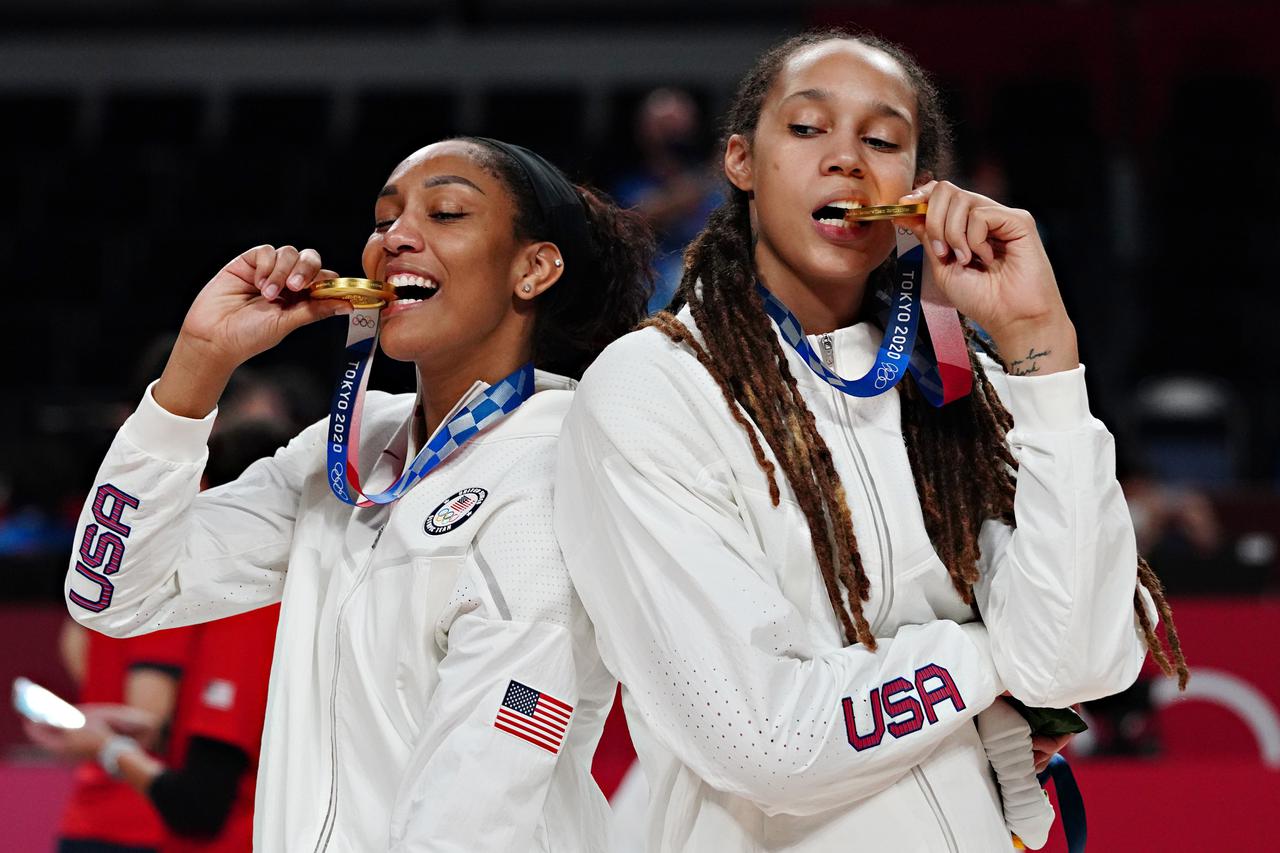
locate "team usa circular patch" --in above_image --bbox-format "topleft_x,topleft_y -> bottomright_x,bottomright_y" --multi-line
424,487 -> 488,535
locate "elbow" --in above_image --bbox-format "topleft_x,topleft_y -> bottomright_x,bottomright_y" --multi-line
63,592 -> 134,638
1001,634 -> 1146,708
694,739 -> 842,818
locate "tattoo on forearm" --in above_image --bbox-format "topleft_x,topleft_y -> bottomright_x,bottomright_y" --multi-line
1008,347 -> 1051,376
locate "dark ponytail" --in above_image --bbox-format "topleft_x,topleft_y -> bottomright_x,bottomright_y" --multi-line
462,137 -> 656,379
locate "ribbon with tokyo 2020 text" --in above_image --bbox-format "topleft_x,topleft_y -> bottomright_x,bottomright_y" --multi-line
325,306 -> 534,507
758,225 -> 973,407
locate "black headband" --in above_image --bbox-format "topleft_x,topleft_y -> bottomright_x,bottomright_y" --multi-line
471,137 -> 592,278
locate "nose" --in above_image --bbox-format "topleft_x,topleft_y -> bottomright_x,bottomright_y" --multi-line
382,216 -> 424,255
821,143 -> 864,177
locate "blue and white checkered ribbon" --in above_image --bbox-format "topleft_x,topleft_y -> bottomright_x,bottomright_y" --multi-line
325,306 -> 534,507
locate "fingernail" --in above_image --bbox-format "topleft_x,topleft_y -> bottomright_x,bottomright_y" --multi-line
263,283 -> 280,300
932,240 -> 947,257
287,274 -> 304,290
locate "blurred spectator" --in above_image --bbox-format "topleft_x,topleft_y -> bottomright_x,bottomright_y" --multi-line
0,437 -> 80,558
612,88 -> 722,311
41,624 -> 195,852
1124,475 -> 1223,558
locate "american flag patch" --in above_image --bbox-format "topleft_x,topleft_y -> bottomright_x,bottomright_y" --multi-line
493,680 -> 573,754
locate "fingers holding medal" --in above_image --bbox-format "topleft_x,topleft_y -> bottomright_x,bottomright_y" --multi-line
247,245 -> 336,302
883,180 -> 1068,346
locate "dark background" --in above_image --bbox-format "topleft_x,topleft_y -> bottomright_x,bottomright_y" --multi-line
1,1 -> 1277,594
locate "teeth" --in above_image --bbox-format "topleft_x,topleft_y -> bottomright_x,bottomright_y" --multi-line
387,273 -> 439,290
818,218 -> 853,229
828,200 -> 864,210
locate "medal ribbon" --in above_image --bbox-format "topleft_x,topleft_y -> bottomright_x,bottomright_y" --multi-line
325,307 -> 534,507
757,227 -> 972,407
1038,753 -> 1087,853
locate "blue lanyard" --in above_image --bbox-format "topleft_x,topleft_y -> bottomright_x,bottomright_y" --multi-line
325,307 -> 534,507
1040,753 -> 1087,853
759,228 -> 971,407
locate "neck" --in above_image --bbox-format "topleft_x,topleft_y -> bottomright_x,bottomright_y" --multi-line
753,242 -> 868,335
415,332 -> 532,437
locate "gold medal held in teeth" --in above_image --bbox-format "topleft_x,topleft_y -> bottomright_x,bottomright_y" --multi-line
843,202 -> 929,222
309,277 -> 396,308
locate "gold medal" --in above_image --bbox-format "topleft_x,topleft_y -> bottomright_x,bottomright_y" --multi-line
843,202 -> 929,222
309,277 -> 396,308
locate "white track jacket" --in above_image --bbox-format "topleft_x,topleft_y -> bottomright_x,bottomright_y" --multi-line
66,374 -> 614,852
554,309 -> 1154,852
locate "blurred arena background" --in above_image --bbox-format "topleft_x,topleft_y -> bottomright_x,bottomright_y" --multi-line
2,0 -> 1278,849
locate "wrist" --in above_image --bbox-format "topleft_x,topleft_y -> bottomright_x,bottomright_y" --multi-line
153,334 -> 236,419
97,734 -> 141,779
988,317 -> 1079,378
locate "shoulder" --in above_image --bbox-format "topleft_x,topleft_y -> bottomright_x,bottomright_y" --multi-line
566,319 -> 747,473
575,318 -> 721,422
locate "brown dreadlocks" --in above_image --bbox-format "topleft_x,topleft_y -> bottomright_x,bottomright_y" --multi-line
644,29 -> 1188,688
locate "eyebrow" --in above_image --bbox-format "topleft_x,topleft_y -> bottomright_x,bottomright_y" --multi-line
780,88 -> 913,125
377,174 -> 486,198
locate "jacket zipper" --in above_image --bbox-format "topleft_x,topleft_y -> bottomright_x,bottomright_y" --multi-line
912,766 -> 960,853
817,334 -> 894,632
313,523 -> 386,853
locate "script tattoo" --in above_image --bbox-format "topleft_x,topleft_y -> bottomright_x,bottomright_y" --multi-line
1008,346 -> 1051,376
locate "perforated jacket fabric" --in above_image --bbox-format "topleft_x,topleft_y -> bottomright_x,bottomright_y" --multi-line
554,308 -> 1154,852
66,374 -> 614,852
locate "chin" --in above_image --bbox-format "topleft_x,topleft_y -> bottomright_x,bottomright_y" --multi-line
376,326 -> 432,364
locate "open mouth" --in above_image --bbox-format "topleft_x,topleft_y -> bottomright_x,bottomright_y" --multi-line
387,273 -> 440,305
812,200 -> 865,228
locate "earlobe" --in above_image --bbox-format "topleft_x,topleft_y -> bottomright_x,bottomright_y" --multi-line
724,134 -> 754,193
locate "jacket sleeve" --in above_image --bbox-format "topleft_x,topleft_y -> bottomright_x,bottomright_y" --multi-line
64,383 -> 318,637
388,497 -> 599,852
974,362 -> 1154,707
552,342 -> 1005,818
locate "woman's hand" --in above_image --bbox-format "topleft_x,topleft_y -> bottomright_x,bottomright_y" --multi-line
24,715 -> 111,762
894,181 -> 1079,377
23,703 -> 165,761
178,244 -> 346,370
155,245 -> 350,418
1032,732 -> 1074,774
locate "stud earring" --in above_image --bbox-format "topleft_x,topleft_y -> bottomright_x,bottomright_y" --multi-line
553,259 -> 562,268
522,283 -> 533,293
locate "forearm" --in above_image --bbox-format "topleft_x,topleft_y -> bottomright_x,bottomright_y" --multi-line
977,367 -> 1146,705
147,737 -> 248,837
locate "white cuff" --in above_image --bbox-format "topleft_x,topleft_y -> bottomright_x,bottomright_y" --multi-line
119,380 -> 218,464
1003,364 -> 1092,434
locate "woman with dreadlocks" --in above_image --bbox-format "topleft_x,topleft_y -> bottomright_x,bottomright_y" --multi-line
555,30 -> 1186,851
